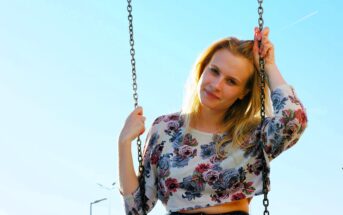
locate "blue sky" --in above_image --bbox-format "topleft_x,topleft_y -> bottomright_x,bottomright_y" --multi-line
0,0 -> 342,214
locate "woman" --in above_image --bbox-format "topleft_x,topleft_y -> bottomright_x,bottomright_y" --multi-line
118,27 -> 308,215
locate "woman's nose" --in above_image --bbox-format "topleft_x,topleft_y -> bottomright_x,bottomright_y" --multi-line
212,77 -> 224,90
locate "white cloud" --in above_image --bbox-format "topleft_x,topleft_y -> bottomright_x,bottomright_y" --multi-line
280,11 -> 319,31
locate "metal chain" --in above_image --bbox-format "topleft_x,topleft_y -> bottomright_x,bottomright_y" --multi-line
126,1 -> 269,214
127,0 -> 147,214
257,0 -> 270,214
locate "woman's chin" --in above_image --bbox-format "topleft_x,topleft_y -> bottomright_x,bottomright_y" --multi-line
199,101 -> 221,112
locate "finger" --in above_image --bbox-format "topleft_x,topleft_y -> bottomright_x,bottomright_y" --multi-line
254,27 -> 260,35
260,39 -> 272,50
139,129 -> 145,136
262,43 -> 273,57
262,27 -> 270,36
254,34 -> 263,56
261,28 -> 270,44
262,41 -> 272,52
135,106 -> 143,115
261,44 -> 268,57
253,33 -> 259,50
262,39 -> 271,45
254,28 -> 262,41
264,48 -> 273,59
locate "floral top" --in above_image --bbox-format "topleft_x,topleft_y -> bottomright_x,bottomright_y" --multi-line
119,84 -> 308,214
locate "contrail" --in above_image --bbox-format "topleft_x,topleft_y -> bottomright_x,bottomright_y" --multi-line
280,11 -> 318,31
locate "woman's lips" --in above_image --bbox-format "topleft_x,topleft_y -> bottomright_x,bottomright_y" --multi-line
205,90 -> 220,99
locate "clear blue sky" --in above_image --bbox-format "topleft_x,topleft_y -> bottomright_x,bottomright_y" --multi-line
1,0 -> 342,214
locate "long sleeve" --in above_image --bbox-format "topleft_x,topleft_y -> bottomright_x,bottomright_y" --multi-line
119,119 -> 162,215
259,84 -> 308,161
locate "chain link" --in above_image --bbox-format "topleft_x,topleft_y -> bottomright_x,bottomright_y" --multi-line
257,0 -> 270,214
127,0 -> 147,214
127,1 -> 269,214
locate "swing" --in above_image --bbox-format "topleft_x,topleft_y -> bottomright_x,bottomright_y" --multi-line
126,1 -> 270,214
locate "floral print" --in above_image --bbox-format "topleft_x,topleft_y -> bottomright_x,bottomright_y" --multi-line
200,142 -> 216,159
120,84 -> 307,214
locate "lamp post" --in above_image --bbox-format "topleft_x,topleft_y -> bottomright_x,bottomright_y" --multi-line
90,198 -> 107,215
96,182 -> 116,215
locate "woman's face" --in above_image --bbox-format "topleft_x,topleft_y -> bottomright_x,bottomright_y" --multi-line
197,49 -> 253,112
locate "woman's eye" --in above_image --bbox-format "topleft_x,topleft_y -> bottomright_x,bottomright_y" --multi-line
226,79 -> 236,85
210,68 -> 236,85
210,68 -> 219,74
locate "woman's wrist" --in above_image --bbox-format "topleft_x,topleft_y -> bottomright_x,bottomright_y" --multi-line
265,63 -> 278,76
265,64 -> 287,91
119,138 -> 132,148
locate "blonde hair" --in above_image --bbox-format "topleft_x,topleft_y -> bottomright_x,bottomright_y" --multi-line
181,37 -> 272,157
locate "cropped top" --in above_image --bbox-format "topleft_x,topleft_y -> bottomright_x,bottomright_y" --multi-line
119,84 -> 308,214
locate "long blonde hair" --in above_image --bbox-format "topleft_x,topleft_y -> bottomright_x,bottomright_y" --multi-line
181,37 -> 272,157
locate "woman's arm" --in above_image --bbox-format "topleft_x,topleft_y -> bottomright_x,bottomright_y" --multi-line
265,64 -> 287,92
250,27 -> 308,161
118,106 -> 145,195
118,140 -> 139,196
253,27 -> 287,91
118,108 -> 160,214
260,84 -> 308,161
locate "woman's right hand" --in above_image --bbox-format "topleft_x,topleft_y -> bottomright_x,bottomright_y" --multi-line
119,106 -> 146,145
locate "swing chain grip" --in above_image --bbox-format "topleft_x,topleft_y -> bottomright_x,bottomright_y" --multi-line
257,0 -> 271,214
127,0 -> 269,214
127,0 -> 148,214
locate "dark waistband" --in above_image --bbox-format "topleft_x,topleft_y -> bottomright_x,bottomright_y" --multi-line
168,211 -> 249,215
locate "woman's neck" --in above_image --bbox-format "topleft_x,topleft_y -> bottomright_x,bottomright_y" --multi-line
191,108 -> 226,133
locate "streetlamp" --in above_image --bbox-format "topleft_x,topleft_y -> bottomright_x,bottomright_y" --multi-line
96,182 -> 116,215
90,198 -> 107,215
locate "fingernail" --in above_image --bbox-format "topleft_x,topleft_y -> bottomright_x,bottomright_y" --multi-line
257,33 -> 262,40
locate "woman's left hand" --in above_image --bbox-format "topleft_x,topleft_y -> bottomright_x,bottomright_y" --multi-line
253,27 -> 276,73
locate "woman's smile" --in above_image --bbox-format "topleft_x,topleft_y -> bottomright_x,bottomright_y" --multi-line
205,89 -> 220,100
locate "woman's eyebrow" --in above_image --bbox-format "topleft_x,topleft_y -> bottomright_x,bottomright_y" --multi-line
210,64 -> 241,83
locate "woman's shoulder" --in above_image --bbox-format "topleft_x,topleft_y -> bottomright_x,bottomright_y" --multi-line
152,111 -> 183,127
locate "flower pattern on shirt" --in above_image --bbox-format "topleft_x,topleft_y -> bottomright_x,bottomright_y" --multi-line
120,84 -> 308,215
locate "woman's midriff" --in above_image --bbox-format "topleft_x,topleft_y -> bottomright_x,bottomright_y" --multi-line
178,197 -> 252,214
